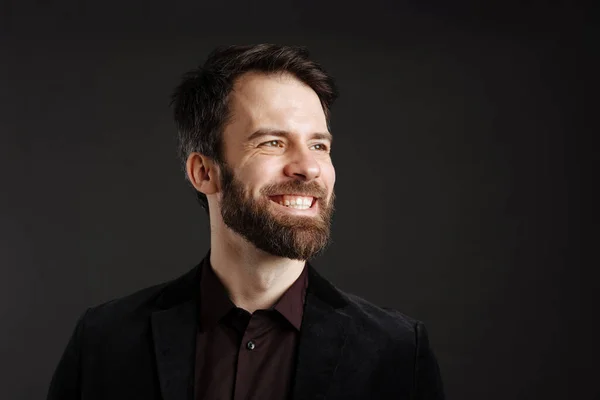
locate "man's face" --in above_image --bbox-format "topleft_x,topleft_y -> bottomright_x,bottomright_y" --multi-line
217,72 -> 336,260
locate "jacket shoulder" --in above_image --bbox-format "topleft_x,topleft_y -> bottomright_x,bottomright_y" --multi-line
82,265 -> 199,333
333,291 -> 445,398
341,290 -> 420,342
306,265 -> 420,341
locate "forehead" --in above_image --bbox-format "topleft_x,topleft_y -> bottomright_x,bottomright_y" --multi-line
226,72 -> 329,137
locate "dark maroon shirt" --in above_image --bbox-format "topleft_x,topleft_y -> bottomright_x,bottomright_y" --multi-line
194,257 -> 308,400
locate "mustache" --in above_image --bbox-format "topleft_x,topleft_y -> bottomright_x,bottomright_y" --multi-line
261,181 -> 327,198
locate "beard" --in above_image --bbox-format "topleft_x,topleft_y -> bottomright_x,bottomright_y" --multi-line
218,163 -> 335,261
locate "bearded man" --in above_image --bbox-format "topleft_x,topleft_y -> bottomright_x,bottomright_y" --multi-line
48,44 -> 444,400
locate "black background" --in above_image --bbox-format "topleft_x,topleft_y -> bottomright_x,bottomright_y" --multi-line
1,1 -> 595,399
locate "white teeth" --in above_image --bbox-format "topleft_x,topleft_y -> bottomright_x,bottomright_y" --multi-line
276,200 -> 310,209
273,195 -> 314,210
289,204 -> 310,209
282,196 -> 313,205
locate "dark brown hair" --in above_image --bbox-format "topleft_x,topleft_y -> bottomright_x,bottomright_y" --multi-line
171,44 -> 339,212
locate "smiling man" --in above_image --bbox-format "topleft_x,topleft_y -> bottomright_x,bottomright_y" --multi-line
48,44 -> 444,400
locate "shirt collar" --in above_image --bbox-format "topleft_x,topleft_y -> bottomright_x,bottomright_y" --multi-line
272,263 -> 308,331
198,255 -> 308,332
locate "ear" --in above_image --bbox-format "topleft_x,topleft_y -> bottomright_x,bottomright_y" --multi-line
186,152 -> 219,195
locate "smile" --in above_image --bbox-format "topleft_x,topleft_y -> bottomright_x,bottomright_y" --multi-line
268,194 -> 317,210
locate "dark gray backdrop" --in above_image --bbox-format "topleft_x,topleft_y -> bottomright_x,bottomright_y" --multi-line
1,1 -> 594,399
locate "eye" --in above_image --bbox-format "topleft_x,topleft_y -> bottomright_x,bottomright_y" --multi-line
311,143 -> 330,152
261,140 -> 284,148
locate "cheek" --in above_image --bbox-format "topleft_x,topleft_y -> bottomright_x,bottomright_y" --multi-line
240,163 -> 277,197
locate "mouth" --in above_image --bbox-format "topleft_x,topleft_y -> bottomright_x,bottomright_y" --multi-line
268,194 -> 318,211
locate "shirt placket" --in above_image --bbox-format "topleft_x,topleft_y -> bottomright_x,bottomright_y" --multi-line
233,312 -> 266,400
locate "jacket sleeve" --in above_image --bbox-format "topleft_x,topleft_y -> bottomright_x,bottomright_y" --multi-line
412,321 -> 445,399
47,309 -> 89,400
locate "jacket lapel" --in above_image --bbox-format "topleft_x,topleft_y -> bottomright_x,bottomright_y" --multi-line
151,264 -> 201,400
291,265 -> 352,400
152,300 -> 197,400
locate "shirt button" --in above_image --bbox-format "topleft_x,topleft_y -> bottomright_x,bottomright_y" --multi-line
246,340 -> 256,350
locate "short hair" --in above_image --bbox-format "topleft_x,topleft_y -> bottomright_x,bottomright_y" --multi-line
171,44 -> 339,212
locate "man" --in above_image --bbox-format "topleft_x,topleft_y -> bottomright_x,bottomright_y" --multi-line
48,44 -> 444,399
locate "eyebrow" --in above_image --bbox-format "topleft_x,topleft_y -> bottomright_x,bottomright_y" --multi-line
246,129 -> 333,145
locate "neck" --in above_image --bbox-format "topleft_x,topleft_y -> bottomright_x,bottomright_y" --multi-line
209,226 -> 306,314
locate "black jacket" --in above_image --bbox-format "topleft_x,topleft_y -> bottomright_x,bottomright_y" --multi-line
48,255 -> 445,399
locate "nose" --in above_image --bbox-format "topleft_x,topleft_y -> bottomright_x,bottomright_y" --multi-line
283,147 -> 321,181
